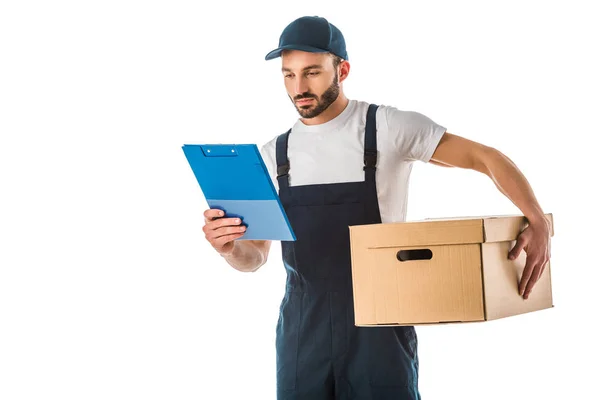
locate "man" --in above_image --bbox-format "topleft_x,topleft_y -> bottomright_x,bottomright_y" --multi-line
202,16 -> 551,400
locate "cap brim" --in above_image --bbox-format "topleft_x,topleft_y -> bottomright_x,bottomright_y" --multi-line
265,44 -> 329,60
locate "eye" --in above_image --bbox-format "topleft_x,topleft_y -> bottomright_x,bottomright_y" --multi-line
307,72 -> 320,76
284,74 -> 293,79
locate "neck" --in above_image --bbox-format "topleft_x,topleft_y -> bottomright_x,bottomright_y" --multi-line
300,93 -> 349,126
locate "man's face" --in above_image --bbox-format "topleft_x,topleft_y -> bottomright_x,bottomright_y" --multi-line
281,50 -> 340,119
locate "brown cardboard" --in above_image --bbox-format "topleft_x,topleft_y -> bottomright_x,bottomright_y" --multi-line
348,214 -> 554,326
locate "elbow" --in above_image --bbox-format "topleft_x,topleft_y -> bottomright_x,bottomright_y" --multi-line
255,252 -> 269,272
250,241 -> 271,272
247,251 -> 269,273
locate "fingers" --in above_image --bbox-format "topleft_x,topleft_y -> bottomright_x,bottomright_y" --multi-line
510,224 -> 551,300
203,225 -> 246,254
523,258 -> 549,299
212,232 -> 246,248
203,218 -> 246,239
539,259 -> 548,277
203,209 -> 242,227
204,208 -> 225,222
519,255 -> 550,299
523,265 -> 540,299
518,257 -> 534,297
203,209 -> 242,229
205,224 -> 247,240
508,236 -> 526,260
205,217 -> 244,232
202,209 -> 246,252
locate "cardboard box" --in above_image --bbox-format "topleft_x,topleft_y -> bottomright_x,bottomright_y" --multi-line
349,214 -> 554,326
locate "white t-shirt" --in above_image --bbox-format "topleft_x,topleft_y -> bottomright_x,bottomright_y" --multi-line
259,99 -> 447,223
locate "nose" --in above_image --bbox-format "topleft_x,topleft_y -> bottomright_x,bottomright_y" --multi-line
294,76 -> 309,96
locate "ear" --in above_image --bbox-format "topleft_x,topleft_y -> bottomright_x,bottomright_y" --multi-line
339,60 -> 350,83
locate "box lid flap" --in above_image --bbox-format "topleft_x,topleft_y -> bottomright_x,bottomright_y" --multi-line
480,213 -> 553,242
349,213 -> 554,248
349,218 -> 484,248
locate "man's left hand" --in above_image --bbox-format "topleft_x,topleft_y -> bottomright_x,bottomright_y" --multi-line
507,218 -> 552,299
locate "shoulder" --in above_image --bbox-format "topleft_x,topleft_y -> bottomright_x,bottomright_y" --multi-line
259,135 -> 280,166
352,101 -> 430,129
258,135 -> 281,183
259,129 -> 291,166
377,104 -> 437,128
259,135 -> 278,154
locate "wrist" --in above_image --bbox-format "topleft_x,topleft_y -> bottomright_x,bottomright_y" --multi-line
220,250 -> 234,259
218,243 -> 236,258
527,213 -> 550,230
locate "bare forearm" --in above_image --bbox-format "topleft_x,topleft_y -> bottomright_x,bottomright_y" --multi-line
221,241 -> 267,272
477,147 -> 547,226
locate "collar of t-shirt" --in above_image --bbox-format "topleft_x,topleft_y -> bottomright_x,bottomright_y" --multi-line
292,99 -> 357,134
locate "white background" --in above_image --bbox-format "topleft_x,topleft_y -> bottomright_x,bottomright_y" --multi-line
1,0 -> 598,399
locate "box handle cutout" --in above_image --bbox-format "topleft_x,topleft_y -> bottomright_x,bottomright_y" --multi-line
396,249 -> 433,262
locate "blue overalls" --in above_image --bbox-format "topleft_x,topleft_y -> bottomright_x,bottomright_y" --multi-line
274,104 -> 420,399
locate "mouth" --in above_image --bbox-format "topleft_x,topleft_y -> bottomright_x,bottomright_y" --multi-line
296,98 -> 315,106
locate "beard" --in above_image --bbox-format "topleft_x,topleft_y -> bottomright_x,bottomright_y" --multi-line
290,74 -> 340,119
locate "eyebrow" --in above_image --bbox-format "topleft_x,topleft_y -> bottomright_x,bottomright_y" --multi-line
282,64 -> 324,73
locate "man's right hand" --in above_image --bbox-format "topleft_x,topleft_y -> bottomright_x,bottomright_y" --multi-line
202,209 -> 246,256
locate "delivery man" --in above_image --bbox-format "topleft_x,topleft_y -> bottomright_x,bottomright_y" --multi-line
201,16 -> 551,400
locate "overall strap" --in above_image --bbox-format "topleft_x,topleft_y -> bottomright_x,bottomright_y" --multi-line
363,103 -> 383,223
275,128 -> 292,191
364,104 -> 379,183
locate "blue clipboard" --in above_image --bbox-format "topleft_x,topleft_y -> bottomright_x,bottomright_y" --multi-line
182,143 -> 296,241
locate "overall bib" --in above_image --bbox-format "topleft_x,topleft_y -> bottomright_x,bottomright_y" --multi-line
274,104 -> 420,400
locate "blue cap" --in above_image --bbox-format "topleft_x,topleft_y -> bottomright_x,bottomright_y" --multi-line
265,16 -> 348,61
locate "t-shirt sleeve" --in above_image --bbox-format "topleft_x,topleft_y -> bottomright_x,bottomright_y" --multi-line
259,141 -> 279,192
384,106 -> 447,162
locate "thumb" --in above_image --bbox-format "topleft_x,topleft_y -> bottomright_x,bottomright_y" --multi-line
509,236 -> 526,260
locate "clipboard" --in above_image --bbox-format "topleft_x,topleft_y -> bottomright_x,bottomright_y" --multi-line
181,143 -> 296,241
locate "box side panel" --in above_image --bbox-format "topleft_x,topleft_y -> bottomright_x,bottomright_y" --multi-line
355,244 -> 485,325
350,228 -> 377,325
482,241 -> 553,320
